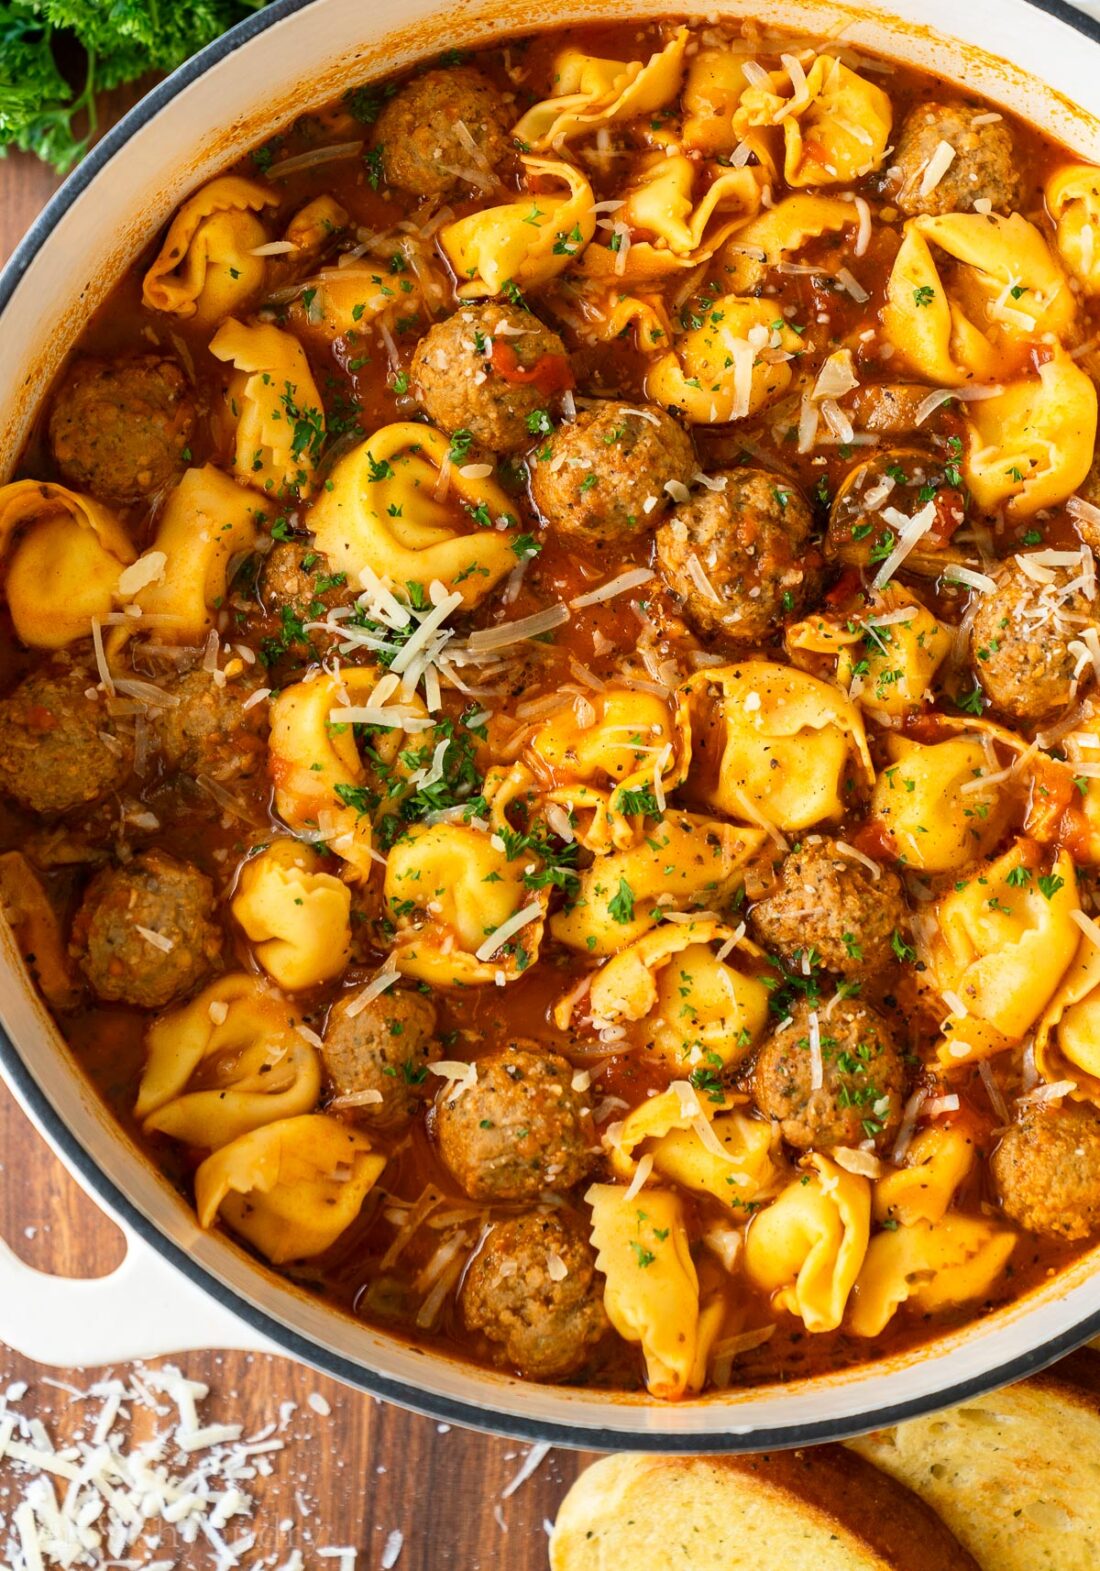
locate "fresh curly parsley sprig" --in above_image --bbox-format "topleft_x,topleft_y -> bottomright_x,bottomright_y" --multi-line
0,1 -> 269,173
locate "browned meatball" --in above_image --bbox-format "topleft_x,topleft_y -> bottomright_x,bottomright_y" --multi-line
434,1042 -> 595,1200
48,355 -> 196,502
992,1102 -> 1100,1240
257,540 -> 355,661
72,850 -> 222,1008
970,553 -> 1092,724
530,402 -> 696,548
371,67 -> 512,199
884,102 -> 1021,216
656,467 -> 814,643
752,997 -> 907,1153
0,664 -> 132,815
154,666 -> 268,783
323,988 -> 439,1131
462,1210 -> 609,1379
411,304 -> 570,453
749,837 -> 908,979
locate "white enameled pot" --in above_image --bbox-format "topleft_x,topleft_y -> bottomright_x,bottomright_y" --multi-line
2,0 -> 1100,1449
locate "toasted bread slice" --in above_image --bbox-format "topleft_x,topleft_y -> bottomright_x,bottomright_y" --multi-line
549,1447 -> 978,1571
849,1349 -> 1100,1570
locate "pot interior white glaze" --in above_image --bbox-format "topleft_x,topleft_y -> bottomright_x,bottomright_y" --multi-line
3,0 -> 1100,1447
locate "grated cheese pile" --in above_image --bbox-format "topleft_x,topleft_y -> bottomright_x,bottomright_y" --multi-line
0,1367 -> 341,1571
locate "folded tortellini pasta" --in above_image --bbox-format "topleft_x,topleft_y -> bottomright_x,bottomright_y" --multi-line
135,973 -> 322,1149
0,481 -> 135,648
787,589 -> 951,719
647,296 -> 804,424
0,850 -> 79,1012
870,734 -> 1009,873
1035,932 -> 1100,1101
143,175 -> 280,326
550,813 -> 765,955
440,157 -> 596,298
718,193 -> 860,292
231,839 -> 352,990
195,1113 -> 385,1263
883,213 -> 1075,386
732,53 -> 892,188
113,465 -> 265,647
850,1215 -> 1016,1338
579,154 -> 762,280
681,46 -> 764,155
281,194 -> 348,267
512,29 -> 687,149
587,1181 -> 701,1399
307,422 -> 520,608
582,919 -> 771,1069
873,1126 -> 975,1227
606,1081 -> 780,1210
571,289 -> 674,356
210,318 -> 326,500
680,661 -> 873,834
269,667 -> 426,880
384,774 -> 549,986
289,257 -> 442,340
744,1153 -> 871,1333
1047,163 -> 1100,295
526,686 -> 689,849
963,350 -> 1097,518
920,840 -> 1081,1065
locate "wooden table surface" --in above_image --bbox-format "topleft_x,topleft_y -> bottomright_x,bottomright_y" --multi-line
0,141 -> 591,1571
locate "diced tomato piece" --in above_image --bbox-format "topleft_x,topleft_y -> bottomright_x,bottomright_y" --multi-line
490,339 -> 574,394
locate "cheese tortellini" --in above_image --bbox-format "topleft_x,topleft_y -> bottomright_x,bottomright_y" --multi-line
873,1126 -> 976,1227
113,465 -> 265,646
963,350 -> 1097,518
584,920 -> 771,1069
195,1113 -> 385,1263
210,318 -> 326,499
647,296 -> 804,424
718,193 -> 860,292
732,53 -> 892,188
587,1182 -> 703,1399
383,778 -> 549,987
920,842 -> 1080,1064
550,813 -> 766,954
883,212 -> 1075,385
744,1154 -> 871,1333
1046,162 -> 1100,295
307,423 -> 520,607
787,590 -> 951,719
1035,935 -> 1100,1101
607,1082 -> 780,1209
850,1216 -> 1016,1338
681,661 -> 872,834
512,29 -> 688,149
142,175 -> 279,326
135,973 -> 322,1149
440,157 -> 596,297
579,154 -> 762,280
870,734 -> 1009,873
231,840 -> 352,991
0,481 -> 134,648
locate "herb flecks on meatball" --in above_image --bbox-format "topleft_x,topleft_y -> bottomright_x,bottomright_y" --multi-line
750,837 -> 909,979
371,67 -> 513,199
323,987 -> 439,1131
434,1042 -> 595,1201
49,354 -> 196,503
752,996 -> 907,1153
72,850 -> 222,1009
462,1209 -> 609,1379
0,664 -> 133,815
656,466 -> 815,644
530,402 -> 696,547
411,304 -> 571,453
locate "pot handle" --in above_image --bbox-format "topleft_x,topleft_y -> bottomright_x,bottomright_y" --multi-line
0,1216 -> 277,1365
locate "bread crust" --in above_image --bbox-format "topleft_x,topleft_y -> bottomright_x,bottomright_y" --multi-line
550,1447 -> 979,1571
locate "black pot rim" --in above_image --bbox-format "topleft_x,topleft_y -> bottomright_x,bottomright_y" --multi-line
3,0 -> 1100,1453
